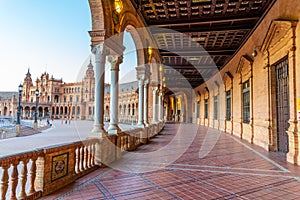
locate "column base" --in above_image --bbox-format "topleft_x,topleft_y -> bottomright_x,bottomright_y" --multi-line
108,124 -> 121,135
287,128 -> 300,165
136,122 -> 145,128
89,124 -> 107,138
141,127 -> 149,144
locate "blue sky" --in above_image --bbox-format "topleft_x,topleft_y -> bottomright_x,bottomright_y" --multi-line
0,0 -> 137,91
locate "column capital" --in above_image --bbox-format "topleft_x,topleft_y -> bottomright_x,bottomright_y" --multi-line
107,55 -> 123,70
136,66 -> 146,81
152,86 -> 158,93
151,80 -> 159,88
91,44 -> 104,55
144,79 -> 149,86
92,44 -> 109,63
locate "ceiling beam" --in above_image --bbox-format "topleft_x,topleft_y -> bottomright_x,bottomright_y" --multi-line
163,65 -> 221,69
160,49 -> 235,56
148,16 -> 260,28
151,25 -> 253,34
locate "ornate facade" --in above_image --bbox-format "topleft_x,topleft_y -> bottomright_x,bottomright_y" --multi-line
0,62 -> 139,122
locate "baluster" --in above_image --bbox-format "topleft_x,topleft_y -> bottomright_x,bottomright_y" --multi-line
83,146 -> 89,170
10,162 -> 19,200
28,157 -> 37,194
84,146 -> 88,170
91,144 -> 95,167
19,159 -> 28,199
83,146 -> 87,170
75,147 -> 80,174
79,147 -> 83,172
0,164 -> 9,200
87,145 -> 91,169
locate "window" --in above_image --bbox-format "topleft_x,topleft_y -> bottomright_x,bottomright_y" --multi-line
214,95 -> 218,120
204,99 -> 209,119
197,101 -> 200,118
76,95 -> 80,102
63,96 -> 66,103
242,80 -> 250,123
70,95 -> 73,102
226,90 -> 231,121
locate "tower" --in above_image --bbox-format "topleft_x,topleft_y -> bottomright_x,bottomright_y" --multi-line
22,68 -> 33,102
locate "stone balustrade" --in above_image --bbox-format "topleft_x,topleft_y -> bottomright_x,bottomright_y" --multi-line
0,122 -> 164,200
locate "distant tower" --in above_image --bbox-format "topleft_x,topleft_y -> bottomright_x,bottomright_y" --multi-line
23,68 -> 33,102
83,59 -> 95,101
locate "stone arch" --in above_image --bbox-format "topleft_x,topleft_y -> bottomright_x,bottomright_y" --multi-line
123,25 -> 146,69
88,0 -> 113,44
3,106 -> 7,116
38,107 -> 43,118
118,9 -> 160,83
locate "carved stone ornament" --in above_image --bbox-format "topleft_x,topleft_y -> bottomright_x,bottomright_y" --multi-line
92,44 -> 104,55
107,55 -> 123,70
261,20 -> 298,53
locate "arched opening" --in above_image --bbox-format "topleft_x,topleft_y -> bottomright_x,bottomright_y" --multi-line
24,106 -> 30,119
3,106 -> 7,116
38,107 -> 43,118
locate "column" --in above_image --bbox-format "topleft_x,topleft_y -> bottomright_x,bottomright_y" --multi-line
91,44 -> 107,135
108,55 -> 122,135
180,96 -> 185,122
174,96 -> 178,122
152,86 -> 158,123
137,79 -> 144,126
158,91 -> 163,122
143,80 -> 149,126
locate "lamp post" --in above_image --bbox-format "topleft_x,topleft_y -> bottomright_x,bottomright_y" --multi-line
16,84 -> 23,136
34,89 -> 39,130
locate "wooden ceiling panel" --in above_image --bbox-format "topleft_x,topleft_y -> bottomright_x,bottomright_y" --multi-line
130,0 -> 275,88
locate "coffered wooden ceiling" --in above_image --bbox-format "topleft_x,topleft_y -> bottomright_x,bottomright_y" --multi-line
130,0 -> 276,88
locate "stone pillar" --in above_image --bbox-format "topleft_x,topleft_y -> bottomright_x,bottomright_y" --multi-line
179,95 -> 184,122
158,91 -> 163,122
136,67 -> 146,127
108,55 -> 122,135
91,44 -> 107,136
137,79 -> 145,127
143,80 -> 149,126
152,85 -> 158,124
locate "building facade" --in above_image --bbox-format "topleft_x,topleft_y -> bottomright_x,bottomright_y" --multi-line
0,62 -> 139,122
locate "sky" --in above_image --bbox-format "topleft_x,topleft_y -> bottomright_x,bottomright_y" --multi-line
0,0 -> 137,91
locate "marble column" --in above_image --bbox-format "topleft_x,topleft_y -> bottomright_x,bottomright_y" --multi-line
137,79 -> 145,127
108,55 -> 122,135
143,80 -> 149,126
91,44 -> 107,135
152,86 -> 158,123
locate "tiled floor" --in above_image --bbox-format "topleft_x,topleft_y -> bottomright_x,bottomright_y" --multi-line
43,124 -> 300,200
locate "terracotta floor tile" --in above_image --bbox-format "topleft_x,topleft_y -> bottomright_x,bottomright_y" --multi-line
42,124 -> 300,200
